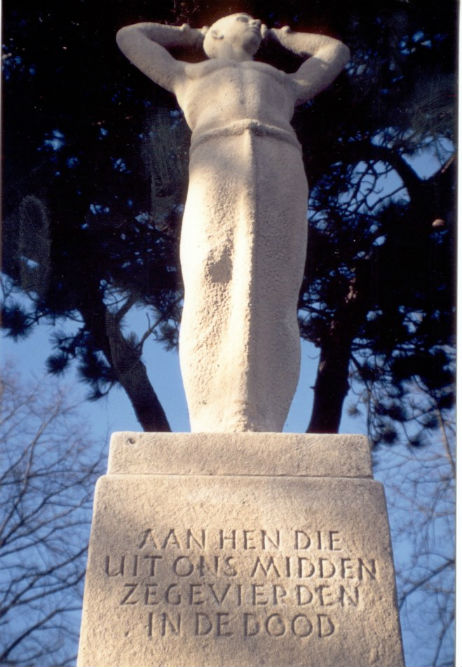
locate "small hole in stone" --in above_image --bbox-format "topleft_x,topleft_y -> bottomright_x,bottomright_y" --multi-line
127,437 -> 136,445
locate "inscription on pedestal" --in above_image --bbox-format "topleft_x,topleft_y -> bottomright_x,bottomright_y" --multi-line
78,438 -> 404,667
103,526 -> 378,642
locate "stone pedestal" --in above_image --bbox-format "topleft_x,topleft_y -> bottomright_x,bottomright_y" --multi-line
77,433 -> 404,667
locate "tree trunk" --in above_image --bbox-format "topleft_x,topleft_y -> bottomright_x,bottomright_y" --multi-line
307,271 -> 369,433
78,289 -> 171,432
112,353 -> 171,432
105,310 -> 171,432
306,147 -> 455,434
307,336 -> 351,432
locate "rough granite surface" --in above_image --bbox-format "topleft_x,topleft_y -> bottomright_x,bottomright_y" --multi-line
108,432 -> 373,477
78,434 -> 404,667
115,15 -> 350,432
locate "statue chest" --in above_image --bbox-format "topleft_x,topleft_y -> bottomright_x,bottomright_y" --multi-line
178,63 -> 296,132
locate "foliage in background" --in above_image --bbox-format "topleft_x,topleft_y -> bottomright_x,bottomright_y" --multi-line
1,2 -> 456,664
2,0 -> 456,441
374,405 -> 455,666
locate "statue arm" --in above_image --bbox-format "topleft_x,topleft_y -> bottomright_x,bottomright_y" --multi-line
268,27 -> 350,104
116,23 -> 204,93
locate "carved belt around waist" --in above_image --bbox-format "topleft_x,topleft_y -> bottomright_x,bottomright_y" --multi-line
190,119 -> 302,153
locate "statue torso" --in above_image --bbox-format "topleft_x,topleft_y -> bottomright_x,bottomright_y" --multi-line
174,59 -> 298,136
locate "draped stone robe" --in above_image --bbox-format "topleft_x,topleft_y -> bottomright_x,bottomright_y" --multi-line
116,17 -> 349,432
178,66 -> 308,431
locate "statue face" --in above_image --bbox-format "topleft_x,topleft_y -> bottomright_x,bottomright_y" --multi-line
205,13 -> 262,59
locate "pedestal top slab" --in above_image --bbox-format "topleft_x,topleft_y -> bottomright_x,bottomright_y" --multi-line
108,432 -> 372,478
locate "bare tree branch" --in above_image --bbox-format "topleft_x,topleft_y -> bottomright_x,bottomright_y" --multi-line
0,363 -> 104,666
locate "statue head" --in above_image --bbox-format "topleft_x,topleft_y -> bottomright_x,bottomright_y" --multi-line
203,13 -> 262,61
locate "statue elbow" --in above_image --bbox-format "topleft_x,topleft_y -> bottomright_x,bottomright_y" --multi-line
116,26 -> 128,50
337,42 -> 350,68
320,39 -> 350,72
116,25 -> 138,53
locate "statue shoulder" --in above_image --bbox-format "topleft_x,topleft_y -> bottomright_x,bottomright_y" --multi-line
183,59 -> 237,80
243,60 -> 293,86
184,59 -> 293,87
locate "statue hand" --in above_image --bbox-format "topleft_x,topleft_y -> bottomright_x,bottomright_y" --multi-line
180,23 -> 205,47
271,25 -> 292,38
264,25 -> 292,46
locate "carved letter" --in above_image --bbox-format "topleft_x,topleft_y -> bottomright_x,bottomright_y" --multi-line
295,530 -> 311,549
105,555 -> 125,577
244,613 -> 259,636
340,558 -> 354,579
208,583 -> 231,605
319,558 -> 336,578
272,584 -> 287,605
296,585 -> 313,605
216,612 -> 233,636
198,555 -> 219,577
250,556 -> 281,578
317,614 -> 335,637
297,557 -> 315,578
186,529 -> 206,549
339,585 -> 359,607
291,614 -> 313,637
162,529 -> 181,549
251,583 -> 269,606
358,558 -> 376,580
173,556 -> 194,577
262,529 -> 280,550
243,530 -> 256,550
165,584 -> 182,605
144,583 -> 159,605
189,583 -> 205,605
143,555 -> 162,576
236,583 -> 242,606
161,612 -> 181,636
265,614 -> 286,637
219,529 -> 236,549
314,584 -> 335,606
138,529 -> 158,549
195,612 -> 213,635
120,583 -> 138,605
223,556 -> 237,577
328,531 -> 342,551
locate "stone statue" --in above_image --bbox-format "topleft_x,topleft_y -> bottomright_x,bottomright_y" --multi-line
116,14 -> 349,432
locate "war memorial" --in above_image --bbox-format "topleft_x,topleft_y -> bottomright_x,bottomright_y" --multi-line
77,13 -> 404,667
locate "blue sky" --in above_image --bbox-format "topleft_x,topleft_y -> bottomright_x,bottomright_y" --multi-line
1,137 -> 456,666
1,316 -> 366,437
2,315 -> 455,665
3,143 -> 452,439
